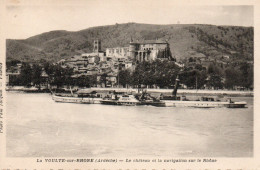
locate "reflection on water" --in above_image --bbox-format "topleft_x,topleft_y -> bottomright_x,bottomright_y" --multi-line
6,92 -> 253,157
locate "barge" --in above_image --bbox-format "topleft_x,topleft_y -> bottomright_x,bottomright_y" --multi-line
160,76 -> 247,108
52,89 -> 103,104
52,94 -> 102,104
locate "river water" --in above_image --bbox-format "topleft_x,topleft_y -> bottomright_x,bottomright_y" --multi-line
6,92 -> 253,157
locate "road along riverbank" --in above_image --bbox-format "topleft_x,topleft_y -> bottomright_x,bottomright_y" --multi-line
6,86 -> 253,97
90,87 -> 253,97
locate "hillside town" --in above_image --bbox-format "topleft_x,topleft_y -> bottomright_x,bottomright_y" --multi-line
7,38 -> 176,88
6,36 -> 253,91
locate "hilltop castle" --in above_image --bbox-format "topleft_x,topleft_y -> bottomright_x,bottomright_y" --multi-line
106,38 -> 173,62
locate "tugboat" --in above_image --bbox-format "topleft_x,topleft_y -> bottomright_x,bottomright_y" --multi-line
137,90 -> 165,107
160,76 -> 247,108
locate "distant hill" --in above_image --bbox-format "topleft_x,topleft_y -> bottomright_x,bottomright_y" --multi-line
6,23 -> 253,63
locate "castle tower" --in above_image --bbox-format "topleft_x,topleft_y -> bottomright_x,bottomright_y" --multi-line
129,37 -> 137,60
93,39 -> 101,53
129,43 -> 136,60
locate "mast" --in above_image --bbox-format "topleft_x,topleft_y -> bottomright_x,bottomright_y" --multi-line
118,72 -> 119,87
196,74 -> 198,90
69,86 -> 74,96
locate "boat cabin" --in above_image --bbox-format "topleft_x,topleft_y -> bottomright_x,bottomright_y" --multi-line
199,96 -> 220,102
77,89 -> 103,98
161,95 -> 187,101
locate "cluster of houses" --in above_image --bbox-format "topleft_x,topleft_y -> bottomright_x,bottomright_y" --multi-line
57,54 -> 134,87
55,39 -> 173,87
184,51 -> 231,70
6,38 -> 174,88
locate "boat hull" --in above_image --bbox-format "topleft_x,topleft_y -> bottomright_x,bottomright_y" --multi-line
162,100 -> 247,108
140,101 -> 166,107
52,94 -> 247,108
52,95 -> 102,104
100,100 -> 140,106
224,102 -> 247,108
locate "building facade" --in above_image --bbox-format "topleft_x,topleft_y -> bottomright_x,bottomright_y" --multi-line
106,47 -> 129,58
105,39 -> 172,62
129,39 -> 172,62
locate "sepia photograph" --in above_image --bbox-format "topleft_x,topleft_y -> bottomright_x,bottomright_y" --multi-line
0,0 -> 258,169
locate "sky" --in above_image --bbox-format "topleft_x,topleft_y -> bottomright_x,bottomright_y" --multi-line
3,0 -> 254,39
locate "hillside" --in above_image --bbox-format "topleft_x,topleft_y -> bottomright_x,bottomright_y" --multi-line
6,23 -> 253,63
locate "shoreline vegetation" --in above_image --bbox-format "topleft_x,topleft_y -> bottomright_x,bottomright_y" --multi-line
6,86 -> 253,97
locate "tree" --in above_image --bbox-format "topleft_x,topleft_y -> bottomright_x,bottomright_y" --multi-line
132,60 -> 180,88
118,69 -> 132,87
76,75 -> 89,87
180,69 -> 207,89
63,67 -> 74,86
8,75 -> 21,86
43,62 -> 55,86
31,64 -> 42,89
6,59 -> 21,68
51,65 -> 65,88
132,62 -> 146,87
207,74 -> 223,89
20,63 -> 32,86
206,63 -> 224,89
247,66 -> 254,89
195,64 -> 203,71
99,73 -> 107,87
239,62 -> 253,89
88,74 -> 97,87
207,63 -> 223,76
188,57 -> 194,62
153,60 -> 179,88
224,67 -> 242,89
43,62 -> 54,76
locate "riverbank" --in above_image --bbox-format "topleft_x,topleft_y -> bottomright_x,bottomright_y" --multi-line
6,86 -> 253,97
6,86 -> 50,93
90,87 -> 253,97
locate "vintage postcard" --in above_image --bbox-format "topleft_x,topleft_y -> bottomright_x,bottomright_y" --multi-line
0,0 -> 259,169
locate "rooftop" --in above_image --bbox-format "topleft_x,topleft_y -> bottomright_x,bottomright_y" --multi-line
130,39 -> 168,44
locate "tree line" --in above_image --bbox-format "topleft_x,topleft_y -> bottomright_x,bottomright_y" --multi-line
8,62 -> 97,89
118,60 -> 253,90
8,60 -> 253,90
